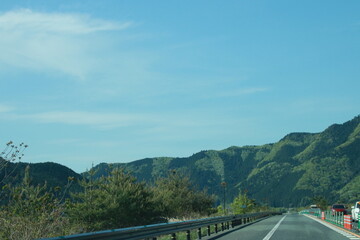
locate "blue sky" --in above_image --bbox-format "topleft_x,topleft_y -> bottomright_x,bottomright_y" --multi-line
1,0 -> 359,173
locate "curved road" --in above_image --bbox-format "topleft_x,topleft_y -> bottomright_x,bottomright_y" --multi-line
207,213 -> 360,240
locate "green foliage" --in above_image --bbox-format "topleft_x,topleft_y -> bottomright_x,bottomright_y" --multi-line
337,175 -> 360,203
69,168 -> 162,231
152,171 -> 215,218
0,160 -> 81,204
1,115 -> 360,238
90,115 -> 360,208
230,191 -> 256,214
0,166 -> 79,240
312,196 -> 328,210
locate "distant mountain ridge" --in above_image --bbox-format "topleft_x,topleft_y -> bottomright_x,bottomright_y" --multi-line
91,115 -> 360,207
0,159 -> 81,197
2,115 -> 360,207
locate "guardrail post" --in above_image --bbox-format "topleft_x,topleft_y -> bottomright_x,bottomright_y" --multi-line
338,212 -> 340,226
42,211 -> 279,240
325,211 -> 327,222
342,213 -> 344,227
186,230 -> 191,240
340,212 -> 342,226
198,228 -> 202,239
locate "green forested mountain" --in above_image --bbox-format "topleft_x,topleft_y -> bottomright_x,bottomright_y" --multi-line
2,115 -> 360,208
91,115 -> 360,207
0,160 -> 81,195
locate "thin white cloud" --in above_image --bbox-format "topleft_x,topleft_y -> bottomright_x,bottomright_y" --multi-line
0,9 -> 133,79
4,108 -> 235,132
23,110 -> 215,129
0,9 -> 132,34
0,104 -> 14,113
26,111 -> 147,128
49,138 -> 125,148
218,87 -> 269,97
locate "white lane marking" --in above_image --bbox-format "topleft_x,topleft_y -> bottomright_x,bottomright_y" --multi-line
262,215 -> 287,240
304,215 -> 360,239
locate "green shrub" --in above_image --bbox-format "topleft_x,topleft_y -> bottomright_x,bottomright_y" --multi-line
0,166 -> 80,240
68,168 -> 163,231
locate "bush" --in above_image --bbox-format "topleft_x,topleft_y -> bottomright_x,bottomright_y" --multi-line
68,168 -> 163,231
152,171 -> 215,218
0,166 -> 79,239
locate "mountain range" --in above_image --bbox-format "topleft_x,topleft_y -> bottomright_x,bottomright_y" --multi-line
2,115 -> 360,207
91,115 -> 360,207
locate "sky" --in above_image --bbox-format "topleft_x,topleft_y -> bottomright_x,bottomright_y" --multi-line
1,0 -> 360,173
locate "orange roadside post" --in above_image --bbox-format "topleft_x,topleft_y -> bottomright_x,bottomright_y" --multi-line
344,215 -> 352,230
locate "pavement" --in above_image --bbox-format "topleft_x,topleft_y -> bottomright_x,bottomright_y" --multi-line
205,213 -> 360,240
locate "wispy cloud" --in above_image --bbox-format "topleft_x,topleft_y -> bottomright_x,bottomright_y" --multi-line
0,9 -> 133,79
4,108 -> 236,133
25,111 -> 149,128
217,87 -> 269,97
0,9 -> 132,34
49,138 -> 126,148
0,104 -> 14,113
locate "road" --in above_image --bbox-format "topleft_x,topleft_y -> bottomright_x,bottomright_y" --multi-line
207,213 -> 360,240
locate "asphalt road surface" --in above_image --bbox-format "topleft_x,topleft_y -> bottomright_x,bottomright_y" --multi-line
208,213 -> 360,240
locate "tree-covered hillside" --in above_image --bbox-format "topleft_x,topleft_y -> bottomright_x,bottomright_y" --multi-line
3,115 -> 360,208
0,159 -> 81,195
92,115 -> 360,207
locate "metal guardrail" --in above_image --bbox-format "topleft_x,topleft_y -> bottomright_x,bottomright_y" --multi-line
41,212 -> 280,240
299,208 -> 321,218
324,210 -> 344,227
300,209 -> 356,231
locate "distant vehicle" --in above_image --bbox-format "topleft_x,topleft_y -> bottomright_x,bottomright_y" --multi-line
331,204 -> 347,215
351,201 -> 360,222
309,205 -> 321,214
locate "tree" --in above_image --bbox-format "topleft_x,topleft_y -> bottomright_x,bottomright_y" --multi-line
152,171 -> 214,218
312,196 -> 328,210
0,165 -> 77,240
1,141 -> 28,187
230,191 -> 256,215
68,168 -> 162,231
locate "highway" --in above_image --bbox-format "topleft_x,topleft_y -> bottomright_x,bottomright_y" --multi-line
207,213 -> 360,240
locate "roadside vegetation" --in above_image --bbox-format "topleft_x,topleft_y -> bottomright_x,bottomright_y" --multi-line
0,142 -> 276,239
0,142 -> 219,239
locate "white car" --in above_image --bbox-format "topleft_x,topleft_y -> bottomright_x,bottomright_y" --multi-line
351,201 -> 360,222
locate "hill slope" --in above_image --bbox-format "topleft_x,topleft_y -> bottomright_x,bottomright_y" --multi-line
92,115 -> 360,207
0,159 -> 82,197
